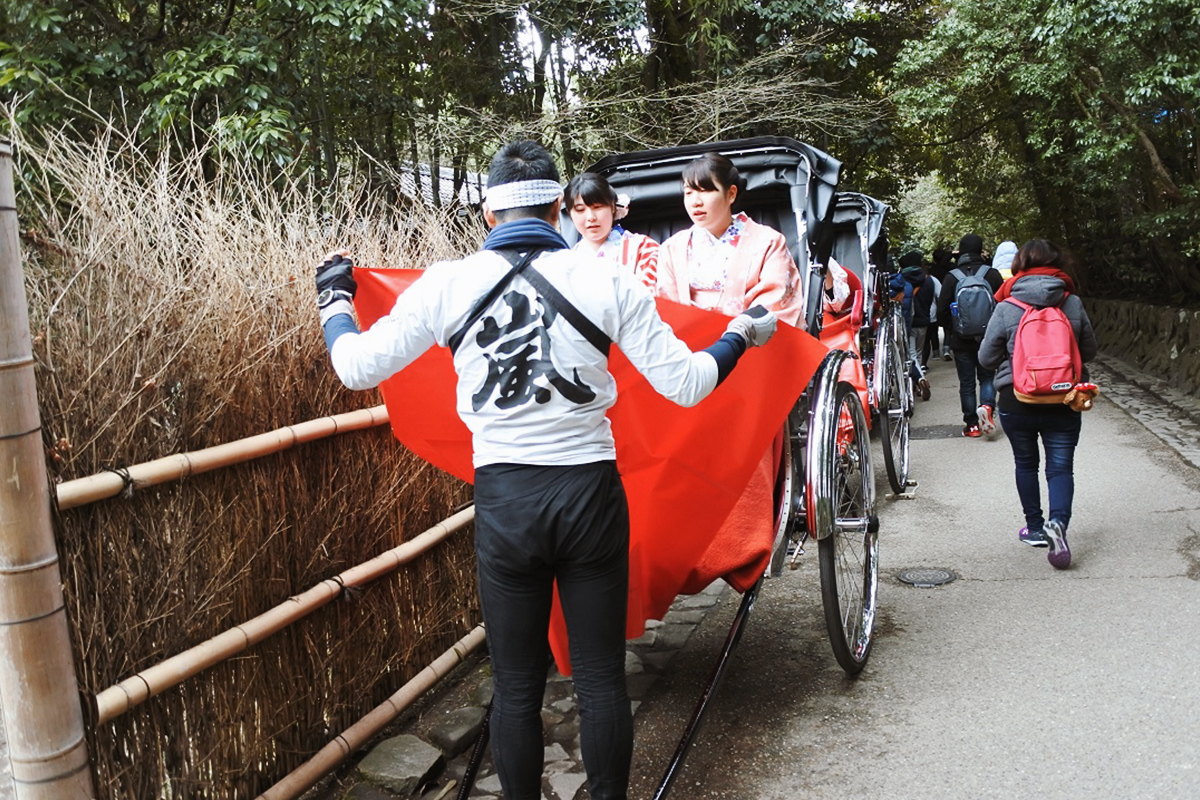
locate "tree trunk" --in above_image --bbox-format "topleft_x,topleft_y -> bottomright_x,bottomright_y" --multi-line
1012,114 -> 1057,233
311,28 -> 336,185
641,0 -> 692,92
531,22 -> 551,119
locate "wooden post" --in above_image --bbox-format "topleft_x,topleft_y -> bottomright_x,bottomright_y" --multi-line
0,141 -> 95,798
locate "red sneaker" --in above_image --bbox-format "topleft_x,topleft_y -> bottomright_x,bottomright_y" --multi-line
976,404 -> 997,437
962,424 -> 981,438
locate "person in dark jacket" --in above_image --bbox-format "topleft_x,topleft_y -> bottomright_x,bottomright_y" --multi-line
930,247 -> 954,360
979,239 -> 1098,569
937,233 -> 1003,437
889,250 -> 933,399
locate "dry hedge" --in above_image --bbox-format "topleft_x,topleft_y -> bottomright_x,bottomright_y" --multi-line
12,123 -> 480,798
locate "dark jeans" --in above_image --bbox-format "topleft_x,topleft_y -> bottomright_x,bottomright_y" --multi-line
922,324 -> 940,366
474,461 -> 632,800
998,409 -> 1082,533
953,348 -> 996,425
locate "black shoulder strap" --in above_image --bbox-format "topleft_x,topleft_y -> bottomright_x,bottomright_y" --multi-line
519,263 -> 612,357
447,249 -> 612,357
447,250 -> 537,355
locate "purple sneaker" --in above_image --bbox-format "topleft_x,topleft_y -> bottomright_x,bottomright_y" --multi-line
1044,520 -> 1071,569
1019,526 -> 1049,547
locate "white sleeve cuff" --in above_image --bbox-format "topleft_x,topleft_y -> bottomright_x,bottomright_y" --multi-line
319,298 -> 356,326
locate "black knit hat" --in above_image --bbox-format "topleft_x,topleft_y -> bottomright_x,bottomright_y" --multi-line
958,234 -> 983,255
898,250 -> 923,268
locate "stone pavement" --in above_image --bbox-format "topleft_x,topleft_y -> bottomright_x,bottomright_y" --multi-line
1089,355 -> 1200,470
341,579 -> 731,800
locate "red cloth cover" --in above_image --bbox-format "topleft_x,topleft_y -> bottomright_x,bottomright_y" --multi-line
353,268 -> 830,672
819,303 -> 870,423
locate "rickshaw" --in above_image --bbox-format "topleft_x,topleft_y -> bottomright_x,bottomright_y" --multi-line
575,138 -> 880,797
823,191 -> 915,495
454,138 -> 880,800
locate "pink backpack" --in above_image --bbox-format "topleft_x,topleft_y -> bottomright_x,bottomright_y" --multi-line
1005,296 -> 1083,403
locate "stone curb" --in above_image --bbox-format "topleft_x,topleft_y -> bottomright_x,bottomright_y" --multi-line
1090,354 -> 1200,470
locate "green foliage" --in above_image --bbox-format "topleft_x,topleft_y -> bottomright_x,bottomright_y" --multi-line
5,0 -> 1193,300
891,0 -> 1200,302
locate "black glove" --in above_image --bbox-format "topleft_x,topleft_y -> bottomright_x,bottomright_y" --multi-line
316,250 -> 357,309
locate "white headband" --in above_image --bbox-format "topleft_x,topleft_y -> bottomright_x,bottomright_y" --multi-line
485,179 -> 563,211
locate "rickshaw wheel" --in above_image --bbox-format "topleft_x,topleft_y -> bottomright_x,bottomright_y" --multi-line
816,380 -> 879,675
877,312 -> 911,494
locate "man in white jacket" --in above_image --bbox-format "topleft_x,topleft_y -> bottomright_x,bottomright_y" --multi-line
315,139 -> 776,800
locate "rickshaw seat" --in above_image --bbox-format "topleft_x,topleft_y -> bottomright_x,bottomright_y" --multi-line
821,264 -> 864,332
819,268 -> 870,423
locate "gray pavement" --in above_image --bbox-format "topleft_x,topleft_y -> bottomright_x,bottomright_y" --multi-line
625,352 -> 1200,799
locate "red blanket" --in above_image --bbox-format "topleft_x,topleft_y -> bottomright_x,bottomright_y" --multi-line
353,268 -> 830,672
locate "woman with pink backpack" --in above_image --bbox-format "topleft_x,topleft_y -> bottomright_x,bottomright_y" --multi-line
979,239 -> 1098,569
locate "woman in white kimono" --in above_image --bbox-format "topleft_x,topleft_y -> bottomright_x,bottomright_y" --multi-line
565,172 -> 659,290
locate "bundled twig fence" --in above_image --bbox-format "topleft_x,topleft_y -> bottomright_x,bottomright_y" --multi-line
3,122 -> 486,797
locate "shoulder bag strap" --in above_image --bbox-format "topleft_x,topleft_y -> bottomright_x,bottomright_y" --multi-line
447,249 -> 537,355
448,249 -> 612,357
520,261 -> 612,357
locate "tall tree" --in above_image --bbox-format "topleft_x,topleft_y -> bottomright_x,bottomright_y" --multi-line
892,0 -> 1200,301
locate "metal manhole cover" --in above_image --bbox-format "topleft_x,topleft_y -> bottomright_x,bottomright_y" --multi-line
897,568 -> 958,588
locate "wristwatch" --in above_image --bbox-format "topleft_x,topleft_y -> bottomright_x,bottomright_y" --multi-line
317,288 -> 340,308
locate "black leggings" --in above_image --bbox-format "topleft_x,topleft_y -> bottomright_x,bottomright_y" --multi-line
474,461 -> 632,800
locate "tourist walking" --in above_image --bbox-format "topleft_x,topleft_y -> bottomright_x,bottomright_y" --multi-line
979,238 -> 1098,569
938,233 -> 1002,437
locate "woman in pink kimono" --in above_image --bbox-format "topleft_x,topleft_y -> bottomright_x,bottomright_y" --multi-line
566,172 -> 659,290
657,153 -> 848,325
657,152 -> 848,592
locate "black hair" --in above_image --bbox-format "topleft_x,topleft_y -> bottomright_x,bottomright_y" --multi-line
486,139 -> 561,221
681,152 -> 746,195
564,172 -> 618,209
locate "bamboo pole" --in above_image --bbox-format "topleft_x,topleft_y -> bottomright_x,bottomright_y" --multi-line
257,623 -> 487,800
94,506 -> 475,724
55,404 -> 391,510
0,141 -> 96,798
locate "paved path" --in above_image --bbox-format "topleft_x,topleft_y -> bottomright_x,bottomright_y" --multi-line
624,352 -> 1200,799
364,350 -> 1200,800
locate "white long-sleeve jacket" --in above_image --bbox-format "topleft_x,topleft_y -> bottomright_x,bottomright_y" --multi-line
329,248 -> 720,468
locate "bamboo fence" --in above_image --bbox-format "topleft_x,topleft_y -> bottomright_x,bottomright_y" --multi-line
258,623 -> 486,800
7,127 -> 485,798
93,502 -> 476,724
55,416 -> 481,798
55,406 -> 392,511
